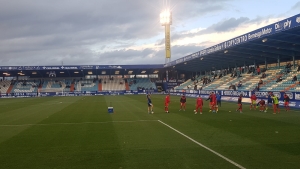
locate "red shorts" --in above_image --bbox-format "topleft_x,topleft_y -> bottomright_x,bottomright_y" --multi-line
165,103 -> 169,107
196,105 -> 203,109
180,102 -> 186,106
284,102 -> 289,106
210,102 -> 213,106
260,103 -> 265,106
238,103 -> 242,107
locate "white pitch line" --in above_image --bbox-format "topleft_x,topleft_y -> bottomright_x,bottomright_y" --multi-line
158,120 -> 246,169
0,120 -> 158,127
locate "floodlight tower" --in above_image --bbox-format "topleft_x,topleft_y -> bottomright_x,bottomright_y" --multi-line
160,9 -> 172,63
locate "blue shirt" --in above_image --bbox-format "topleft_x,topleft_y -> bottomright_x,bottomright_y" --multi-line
216,94 -> 221,101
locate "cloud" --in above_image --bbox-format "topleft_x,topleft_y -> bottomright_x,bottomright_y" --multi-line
0,0 -> 291,66
292,1 -> 300,10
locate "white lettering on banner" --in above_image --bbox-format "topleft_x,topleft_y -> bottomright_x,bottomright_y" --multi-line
297,17 -> 300,23
273,92 -> 281,98
248,28 -> 272,40
255,92 -> 269,97
176,58 -> 184,64
223,91 -> 248,96
275,20 -> 291,32
184,55 -> 192,61
295,93 -> 300,100
285,92 -> 293,99
168,80 -> 177,82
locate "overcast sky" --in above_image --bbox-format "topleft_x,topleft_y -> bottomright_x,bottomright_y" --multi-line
0,0 -> 300,66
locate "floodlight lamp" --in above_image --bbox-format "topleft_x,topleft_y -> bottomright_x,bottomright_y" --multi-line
262,38 -> 268,42
160,9 -> 172,25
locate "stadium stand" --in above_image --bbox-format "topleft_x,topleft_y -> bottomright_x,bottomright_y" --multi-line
11,80 -> 38,93
77,79 -> 98,91
102,78 -> 125,91
128,78 -> 156,90
0,80 -> 11,94
40,79 -> 71,93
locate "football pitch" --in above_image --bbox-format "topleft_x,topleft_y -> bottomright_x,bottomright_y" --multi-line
0,95 -> 300,169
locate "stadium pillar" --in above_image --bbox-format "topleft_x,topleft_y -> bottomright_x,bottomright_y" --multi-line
277,56 -> 280,67
293,55 -> 295,69
160,10 -> 172,64
265,58 -> 267,69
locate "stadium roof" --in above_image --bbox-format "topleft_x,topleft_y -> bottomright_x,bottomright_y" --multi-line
165,13 -> 300,72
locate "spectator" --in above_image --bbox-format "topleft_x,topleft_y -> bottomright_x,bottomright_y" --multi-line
257,66 -> 261,75
297,65 -> 300,71
258,79 -> 263,86
292,75 -> 297,82
276,76 -> 283,83
261,72 -> 266,78
237,81 -> 242,87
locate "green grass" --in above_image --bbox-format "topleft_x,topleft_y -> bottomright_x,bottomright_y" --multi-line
0,95 -> 300,169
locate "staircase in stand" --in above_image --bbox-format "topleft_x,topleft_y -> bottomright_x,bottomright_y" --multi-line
98,83 -> 102,91
70,84 -> 75,92
6,85 -> 14,94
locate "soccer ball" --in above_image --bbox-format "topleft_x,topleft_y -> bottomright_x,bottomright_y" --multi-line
194,110 -> 196,112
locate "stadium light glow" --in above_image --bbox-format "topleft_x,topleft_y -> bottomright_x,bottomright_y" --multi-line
262,38 -> 268,42
224,50 -> 228,53
60,72 -> 65,74
141,71 -> 146,74
74,71 -> 79,74
32,72 -> 37,74
88,71 -> 93,75
153,70 -> 159,73
115,71 -> 119,74
101,71 -> 106,74
160,9 -> 172,25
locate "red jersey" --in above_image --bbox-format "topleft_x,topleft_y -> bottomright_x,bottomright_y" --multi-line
165,95 -> 170,104
196,98 -> 203,106
238,97 -> 242,104
250,94 -> 257,101
211,94 -> 217,103
258,100 -> 265,105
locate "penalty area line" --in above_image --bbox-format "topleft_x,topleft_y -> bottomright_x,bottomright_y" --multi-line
158,120 -> 246,169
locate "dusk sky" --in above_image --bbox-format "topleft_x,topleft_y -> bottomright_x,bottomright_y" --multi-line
0,0 -> 300,66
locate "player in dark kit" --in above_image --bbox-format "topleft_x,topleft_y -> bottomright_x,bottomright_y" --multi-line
236,94 -> 243,113
179,95 -> 187,111
147,94 -> 154,114
266,92 -> 273,112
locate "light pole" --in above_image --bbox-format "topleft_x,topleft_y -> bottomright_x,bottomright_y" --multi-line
160,9 -> 172,64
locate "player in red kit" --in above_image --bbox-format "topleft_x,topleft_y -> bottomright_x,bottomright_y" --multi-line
250,93 -> 257,110
211,92 -> 217,113
257,99 -> 266,112
179,95 -> 186,111
206,93 -> 213,112
165,93 -> 170,113
194,95 -> 203,114
236,94 -> 243,113
283,93 -> 290,111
